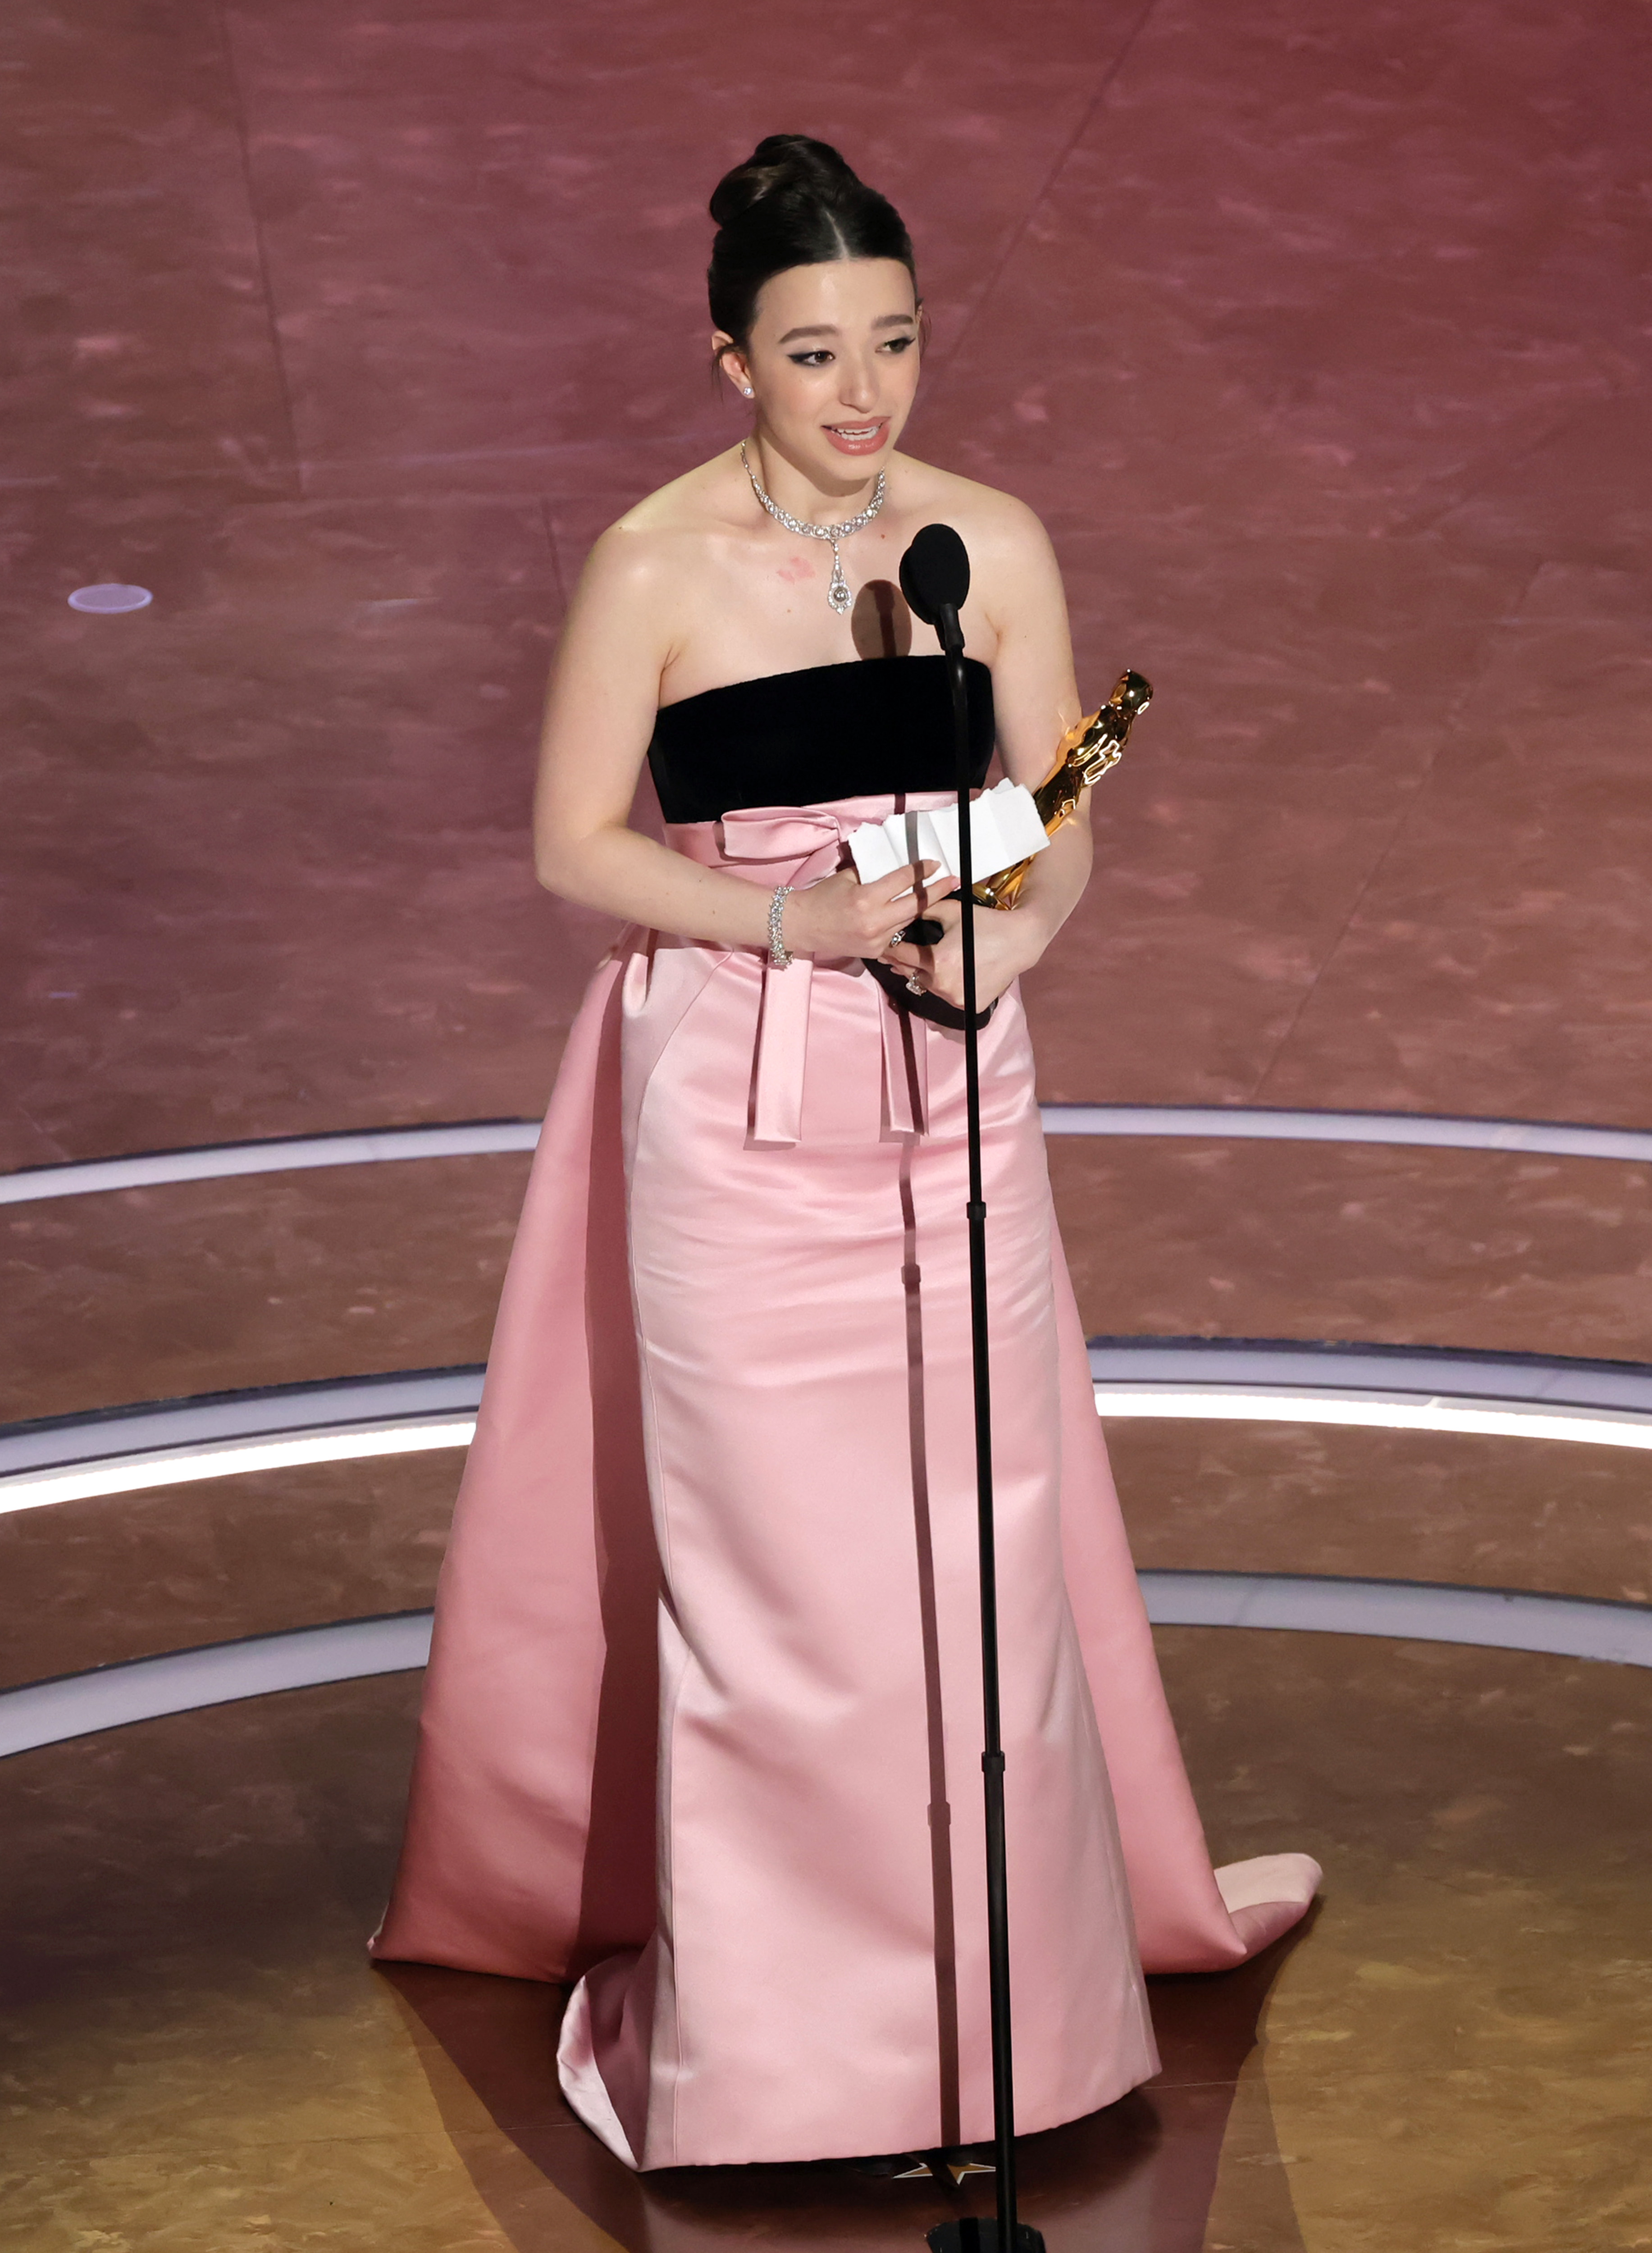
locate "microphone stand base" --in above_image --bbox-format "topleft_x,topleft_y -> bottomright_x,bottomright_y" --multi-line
926,2221 -> 1046,2253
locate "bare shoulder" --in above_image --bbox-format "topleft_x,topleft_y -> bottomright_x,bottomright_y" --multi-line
893,455 -> 1062,648
573,451 -> 746,605
607,450 -> 744,546
892,454 -> 1055,565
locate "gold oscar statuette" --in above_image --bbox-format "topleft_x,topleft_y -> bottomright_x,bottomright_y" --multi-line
973,669 -> 1152,910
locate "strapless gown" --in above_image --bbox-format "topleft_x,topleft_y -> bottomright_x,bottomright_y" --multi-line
370,656 -> 1319,2170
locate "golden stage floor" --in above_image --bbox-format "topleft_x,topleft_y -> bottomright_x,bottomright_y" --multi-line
4,1629 -> 1647,2253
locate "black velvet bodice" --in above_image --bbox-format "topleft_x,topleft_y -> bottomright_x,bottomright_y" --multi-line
647,655 -> 995,825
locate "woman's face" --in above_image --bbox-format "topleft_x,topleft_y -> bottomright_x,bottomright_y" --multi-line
716,258 -> 921,486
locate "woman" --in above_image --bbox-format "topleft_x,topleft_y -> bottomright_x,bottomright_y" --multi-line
372,135 -> 1318,2173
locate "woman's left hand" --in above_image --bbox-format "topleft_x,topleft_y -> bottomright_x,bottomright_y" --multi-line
879,896 -> 1044,1013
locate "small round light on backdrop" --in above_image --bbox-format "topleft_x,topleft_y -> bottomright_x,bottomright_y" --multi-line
67,584 -> 152,614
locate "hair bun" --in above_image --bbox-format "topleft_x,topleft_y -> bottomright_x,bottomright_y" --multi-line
705,136 -> 915,351
708,134 -> 860,229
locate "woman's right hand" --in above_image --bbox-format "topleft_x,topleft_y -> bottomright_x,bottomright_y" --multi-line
783,860 -> 955,962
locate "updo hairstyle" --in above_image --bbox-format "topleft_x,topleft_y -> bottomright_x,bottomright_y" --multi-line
707,135 -> 917,356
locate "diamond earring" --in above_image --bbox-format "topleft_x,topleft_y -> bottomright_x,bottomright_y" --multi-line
741,386 -> 754,397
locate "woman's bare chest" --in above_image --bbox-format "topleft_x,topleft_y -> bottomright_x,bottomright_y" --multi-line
658,519 -> 998,706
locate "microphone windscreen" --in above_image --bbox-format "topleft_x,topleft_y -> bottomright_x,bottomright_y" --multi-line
899,523 -> 971,624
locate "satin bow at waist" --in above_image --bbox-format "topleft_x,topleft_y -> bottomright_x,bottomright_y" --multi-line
657,793 -> 959,1145
666,792 -> 959,887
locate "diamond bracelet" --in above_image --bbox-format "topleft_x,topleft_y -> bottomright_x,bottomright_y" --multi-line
768,884 -> 793,970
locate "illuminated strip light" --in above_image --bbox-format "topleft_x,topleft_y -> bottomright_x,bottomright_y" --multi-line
0,1370 -> 484,1480
16,1343 -> 1652,1523
0,1613 -> 434,1760
0,1417 -> 476,1515
1084,1336 -> 1652,1413
1040,1104 -> 1652,1162
1090,1387 -> 1652,1450
1142,1572 -> 1652,1669
0,1122 -> 541,1204
3,1573 -> 1647,1760
10,1387 -> 1639,1523
7,1104 -> 1652,1207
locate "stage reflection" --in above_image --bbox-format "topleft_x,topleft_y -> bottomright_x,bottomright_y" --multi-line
378,1920 -> 1313,2253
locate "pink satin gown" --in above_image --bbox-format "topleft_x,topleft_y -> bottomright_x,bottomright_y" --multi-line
371,662 -> 1318,2170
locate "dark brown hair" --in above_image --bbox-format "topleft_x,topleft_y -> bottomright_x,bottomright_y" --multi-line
707,135 -> 917,352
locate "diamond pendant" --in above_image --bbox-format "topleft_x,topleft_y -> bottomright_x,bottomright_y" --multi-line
827,545 -> 851,614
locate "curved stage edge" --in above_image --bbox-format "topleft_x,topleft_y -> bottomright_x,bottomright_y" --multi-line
5,1568 -> 1649,1761
7,1101 -> 1652,1205
6,1121 -> 1650,2248
12,1339 -> 1652,1507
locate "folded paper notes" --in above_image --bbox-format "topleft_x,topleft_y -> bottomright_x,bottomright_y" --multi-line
847,781 -> 1050,891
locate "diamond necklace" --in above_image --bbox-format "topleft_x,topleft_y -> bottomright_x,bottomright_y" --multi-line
740,440 -> 887,615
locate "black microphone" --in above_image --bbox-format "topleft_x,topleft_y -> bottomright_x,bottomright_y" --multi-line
899,522 -> 969,655
896,524 -> 974,949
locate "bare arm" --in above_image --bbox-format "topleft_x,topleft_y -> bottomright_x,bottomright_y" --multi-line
532,525 -> 951,959
532,526 -> 770,948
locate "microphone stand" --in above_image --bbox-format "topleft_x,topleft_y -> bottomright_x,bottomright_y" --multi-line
924,597 -> 1043,2253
